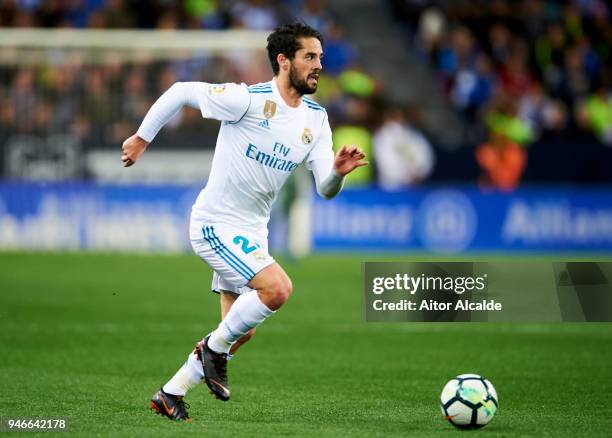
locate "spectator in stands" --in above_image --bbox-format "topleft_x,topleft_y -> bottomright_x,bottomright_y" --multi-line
562,2 -> 586,42
62,0 -> 90,28
3,1 -> 37,26
414,5 -> 446,61
0,0 -> 18,26
373,104 -> 435,190
88,0 -> 135,29
321,24 -> 357,76
183,0 -> 230,30
450,53 -> 494,120
121,66 -> 150,128
0,96 -> 16,143
81,67 -> 117,146
332,95 -> 376,187
487,23 -> 512,68
337,68 -> 377,99
518,82 -> 568,138
298,0 -> 334,34
535,22 -> 568,92
47,64 -> 81,131
521,0 -> 547,41
155,8 -> 180,30
486,94 -> 534,147
556,43 -> 593,108
476,131 -> 527,192
10,68 -> 39,134
437,26 -> 478,83
498,42 -> 535,98
577,82 -> 612,146
32,99 -> 54,136
477,92 -> 532,191
231,0 -> 279,30
35,0 -> 63,27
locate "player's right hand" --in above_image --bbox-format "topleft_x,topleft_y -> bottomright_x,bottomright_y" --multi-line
333,144 -> 368,176
121,134 -> 149,167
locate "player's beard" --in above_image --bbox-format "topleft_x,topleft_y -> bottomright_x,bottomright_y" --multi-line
289,64 -> 318,96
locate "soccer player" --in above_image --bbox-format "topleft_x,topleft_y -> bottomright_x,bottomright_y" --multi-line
121,23 -> 368,421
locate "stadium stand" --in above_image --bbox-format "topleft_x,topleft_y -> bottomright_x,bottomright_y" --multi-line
0,0 -> 611,186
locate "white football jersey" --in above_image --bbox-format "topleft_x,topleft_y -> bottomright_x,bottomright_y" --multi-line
190,78 -> 333,234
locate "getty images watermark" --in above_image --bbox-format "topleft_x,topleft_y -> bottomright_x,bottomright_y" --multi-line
363,262 -> 612,322
371,272 -> 497,312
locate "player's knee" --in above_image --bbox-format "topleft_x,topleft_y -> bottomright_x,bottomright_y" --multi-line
264,276 -> 292,309
278,276 -> 293,303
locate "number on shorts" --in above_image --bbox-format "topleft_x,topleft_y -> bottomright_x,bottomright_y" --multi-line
233,235 -> 258,254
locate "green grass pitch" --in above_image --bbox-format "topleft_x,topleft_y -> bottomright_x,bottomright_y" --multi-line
1,252 -> 611,437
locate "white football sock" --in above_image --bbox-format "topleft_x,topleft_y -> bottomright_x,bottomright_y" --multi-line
208,291 -> 274,354
162,350 -> 204,396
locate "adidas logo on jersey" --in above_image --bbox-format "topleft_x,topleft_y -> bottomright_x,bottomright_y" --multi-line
258,119 -> 270,129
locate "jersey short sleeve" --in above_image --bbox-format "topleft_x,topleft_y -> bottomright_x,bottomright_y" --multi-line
305,115 -> 334,170
196,82 -> 251,123
304,116 -> 334,170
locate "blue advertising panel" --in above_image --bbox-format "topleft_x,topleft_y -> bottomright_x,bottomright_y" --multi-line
311,187 -> 612,253
0,182 -> 200,251
1,182 -> 611,253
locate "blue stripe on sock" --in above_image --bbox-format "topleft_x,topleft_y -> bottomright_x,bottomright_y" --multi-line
208,227 -> 256,278
202,227 -> 252,280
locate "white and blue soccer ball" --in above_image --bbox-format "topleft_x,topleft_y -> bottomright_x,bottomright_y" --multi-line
440,374 -> 498,429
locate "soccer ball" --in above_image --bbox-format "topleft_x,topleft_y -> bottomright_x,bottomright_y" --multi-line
440,374 -> 498,429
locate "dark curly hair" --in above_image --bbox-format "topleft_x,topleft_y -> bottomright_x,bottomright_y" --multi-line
266,23 -> 324,75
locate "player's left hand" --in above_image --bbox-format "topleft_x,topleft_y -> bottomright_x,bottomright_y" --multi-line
333,144 -> 369,176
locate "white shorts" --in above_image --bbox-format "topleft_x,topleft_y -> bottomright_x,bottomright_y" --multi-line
189,220 -> 275,295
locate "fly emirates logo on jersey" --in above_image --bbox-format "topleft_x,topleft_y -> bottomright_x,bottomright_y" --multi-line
245,142 -> 299,173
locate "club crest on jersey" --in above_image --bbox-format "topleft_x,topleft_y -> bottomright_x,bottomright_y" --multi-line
208,84 -> 227,95
263,100 -> 277,119
302,128 -> 313,144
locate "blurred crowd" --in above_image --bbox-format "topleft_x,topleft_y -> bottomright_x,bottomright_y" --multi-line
1,1 -> 427,189
0,1 -> 384,182
0,0 -> 335,30
392,0 -> 612,190
1,0 -> 611,189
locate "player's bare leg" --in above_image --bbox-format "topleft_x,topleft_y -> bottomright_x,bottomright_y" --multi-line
249,263 -> 293,311
220,291 -> 256,356
198,263 -> 292,401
